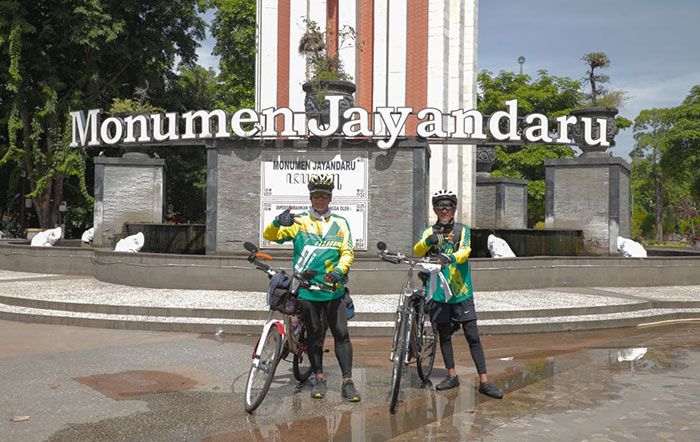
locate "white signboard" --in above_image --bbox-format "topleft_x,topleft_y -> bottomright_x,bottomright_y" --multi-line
260,152 -> 369,250
261,153 -> 368,199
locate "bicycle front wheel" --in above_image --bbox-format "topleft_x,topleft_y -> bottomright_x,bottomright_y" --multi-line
389,310 -> 409,414
244,325 -> 282,413
416,315 -> 437,382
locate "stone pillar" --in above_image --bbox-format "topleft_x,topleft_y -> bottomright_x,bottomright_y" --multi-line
475,178 -> 528,229
545,155 -> 631,255
93,155 -> 165,247
206,139 -> 430,255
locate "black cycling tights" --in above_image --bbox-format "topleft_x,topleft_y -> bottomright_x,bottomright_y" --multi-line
436,320 -> 487,375
298,297 -> 353,378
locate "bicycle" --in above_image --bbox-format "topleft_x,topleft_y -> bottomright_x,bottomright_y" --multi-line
377,241 -> 440,414
242,242 -> 332,413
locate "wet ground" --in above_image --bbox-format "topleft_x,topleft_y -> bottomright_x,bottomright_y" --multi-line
1,320 -> 698,441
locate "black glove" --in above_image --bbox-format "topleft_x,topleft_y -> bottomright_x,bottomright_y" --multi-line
324,268 -> 343,284
438,253 -> 454,265
426,233 -> 445,246
275,208 -> 296,227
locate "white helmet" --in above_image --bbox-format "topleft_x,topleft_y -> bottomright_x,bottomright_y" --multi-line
432,189 -> 457,205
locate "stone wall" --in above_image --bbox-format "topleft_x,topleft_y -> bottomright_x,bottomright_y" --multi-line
545,156 -> 631,255
93,157 -> 165,247
475,178 -> 528,229
207,139 -> 430,255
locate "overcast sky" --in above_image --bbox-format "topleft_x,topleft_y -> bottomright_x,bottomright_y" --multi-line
196,1 -> 700,159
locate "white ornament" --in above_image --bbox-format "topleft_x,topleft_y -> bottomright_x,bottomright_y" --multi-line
616,236 -> 647,258
114,232 -> 145,253
81,227 -> 95,243
30,227 -> 62,247
487,234 -> 516,258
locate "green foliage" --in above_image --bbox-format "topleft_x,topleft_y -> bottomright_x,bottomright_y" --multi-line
0,0 -> 207,231
108,98 -> 165,115
478,70 -> 581,225
210,0 -> 256,110
478,70 -> 583,118
167,65 -> 219,111
631,86 -> 700,241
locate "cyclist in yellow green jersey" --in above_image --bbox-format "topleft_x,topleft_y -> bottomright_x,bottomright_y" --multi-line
263,174 -> 361,402
414,189 -> 503,399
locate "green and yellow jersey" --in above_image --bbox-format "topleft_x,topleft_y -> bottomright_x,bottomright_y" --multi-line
413,224 -> 473,303
263,212 -> 354,301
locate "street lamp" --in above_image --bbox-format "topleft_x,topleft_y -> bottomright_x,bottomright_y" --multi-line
517,56 -> 526,75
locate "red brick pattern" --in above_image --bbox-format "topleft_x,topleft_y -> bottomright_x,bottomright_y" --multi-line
404,0 -> 428,136
356,0 -> 375,115
276,0 -> 290,133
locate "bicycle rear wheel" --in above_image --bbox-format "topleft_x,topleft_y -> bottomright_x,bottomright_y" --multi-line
416,314 -> 437,382
244,325 -> 282,413
389,310 -> 409,414
292,326 -> 313,382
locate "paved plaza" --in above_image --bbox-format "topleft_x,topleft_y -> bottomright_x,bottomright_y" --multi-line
1,318 -> 698,441
1,270 -> 699,335
0,269 -> 698,440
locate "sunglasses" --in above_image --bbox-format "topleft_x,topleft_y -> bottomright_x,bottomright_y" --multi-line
434,203 -> 456,211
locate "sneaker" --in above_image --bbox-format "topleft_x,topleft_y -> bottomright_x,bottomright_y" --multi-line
435,375 -> 459,391
341,380 -> 361,402
311,378 -> 327,399
478,382 -> 503,399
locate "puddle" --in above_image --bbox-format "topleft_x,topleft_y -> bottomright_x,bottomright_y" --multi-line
75,370 -> 199,399
48,325 -> 700,441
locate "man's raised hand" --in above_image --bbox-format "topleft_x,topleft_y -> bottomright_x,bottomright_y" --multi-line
276,207 -> 300,227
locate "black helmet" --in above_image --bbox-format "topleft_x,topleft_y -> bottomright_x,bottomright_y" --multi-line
432,189 -> 457,205
308,174 -> 334,194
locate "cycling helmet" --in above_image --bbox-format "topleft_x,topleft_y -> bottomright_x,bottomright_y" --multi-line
308,174 -> 335,194
432,189 -> 457,205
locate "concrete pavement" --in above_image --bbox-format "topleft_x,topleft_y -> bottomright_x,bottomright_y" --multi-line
0,269 -> 699,335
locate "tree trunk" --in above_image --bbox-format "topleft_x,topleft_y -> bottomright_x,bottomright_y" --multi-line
652,147 -> 663,243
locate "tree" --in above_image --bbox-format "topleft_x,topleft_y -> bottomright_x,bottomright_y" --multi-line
632,108 -> 671,242
662,86 -> 700,204
0,1 -> 207,230
477,70 -> 584,225
631,86 -> 700,243
581,52 -> 610,106
210,0 -> 256,110
580,52 -> 632,131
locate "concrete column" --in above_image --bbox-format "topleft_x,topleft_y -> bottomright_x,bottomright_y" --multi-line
93,156 -> 165,247
475,177 -> 528,229
545,155 -> 631,255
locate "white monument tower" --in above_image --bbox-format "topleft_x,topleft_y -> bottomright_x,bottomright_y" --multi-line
256,0 -> 479,224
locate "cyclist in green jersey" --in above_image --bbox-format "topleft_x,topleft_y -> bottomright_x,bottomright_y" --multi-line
263,174 -> 361,402
413,189 -> 503,399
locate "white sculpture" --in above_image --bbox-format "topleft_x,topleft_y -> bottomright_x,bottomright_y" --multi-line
114,232 -> 145,253
81,227 -> 95,243
487,234 -> 516,258
30,227 -> 62,247
617,236 -> 647,258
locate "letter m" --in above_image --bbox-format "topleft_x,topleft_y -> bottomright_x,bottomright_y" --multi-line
70,109 -> 101,147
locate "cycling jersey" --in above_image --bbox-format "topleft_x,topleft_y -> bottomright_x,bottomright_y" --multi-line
264,211 -> 354,301
413,224 -> 473,303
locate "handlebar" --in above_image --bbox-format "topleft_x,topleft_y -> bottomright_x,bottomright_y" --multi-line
247,254 -> 336,292
377,248 -> 443,267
